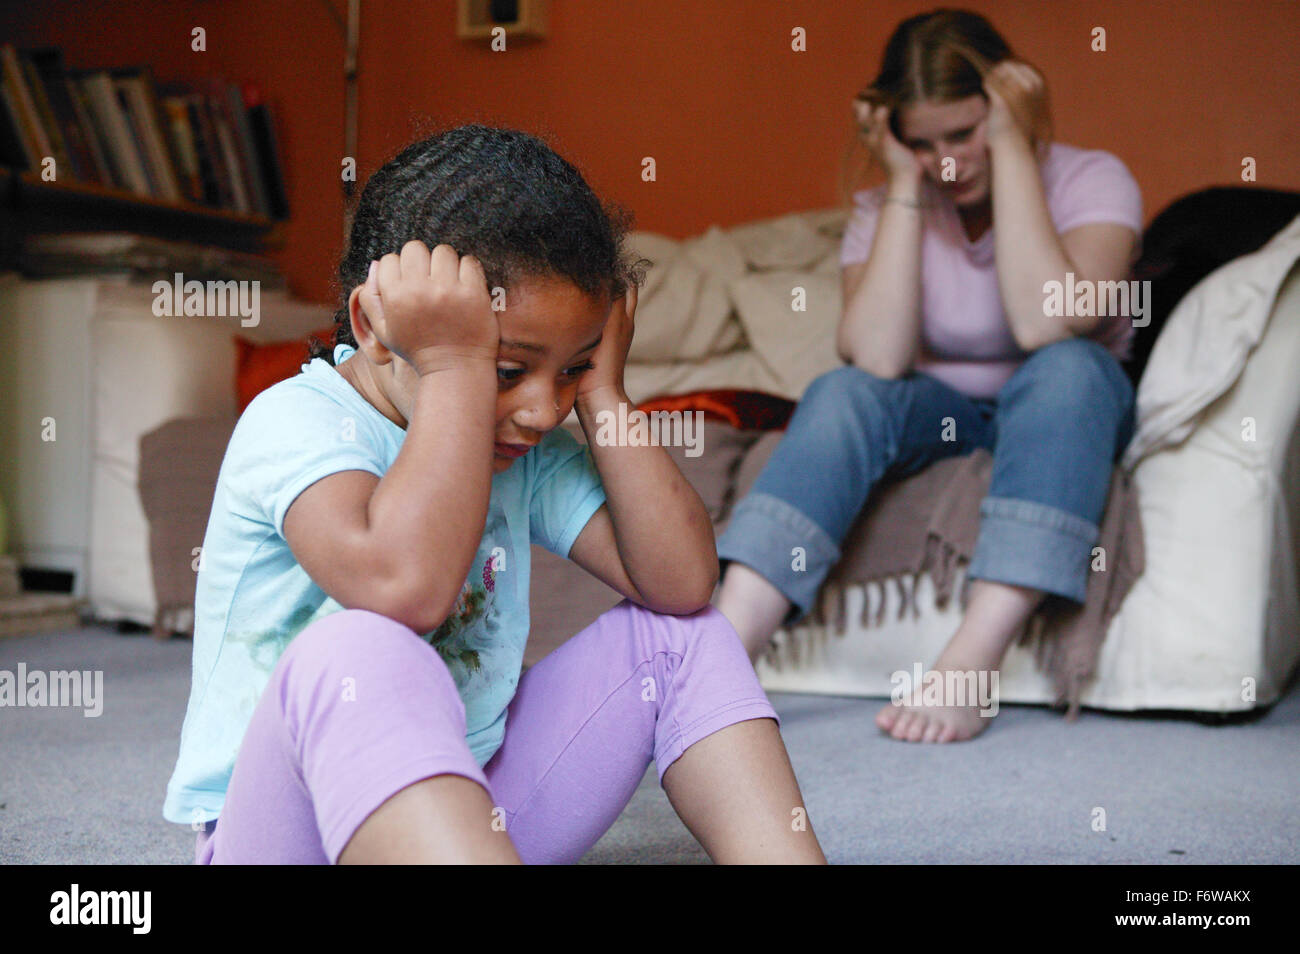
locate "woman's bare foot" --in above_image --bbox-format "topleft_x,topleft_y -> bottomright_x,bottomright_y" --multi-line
874,660 -> 999,743
874,580 -> 1040,743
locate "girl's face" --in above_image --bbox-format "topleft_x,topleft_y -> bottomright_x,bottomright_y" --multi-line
379,276 -> 609,474
896,94 -> 991,207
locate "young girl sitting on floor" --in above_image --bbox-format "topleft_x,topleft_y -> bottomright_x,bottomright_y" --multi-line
163,124 -> 826,864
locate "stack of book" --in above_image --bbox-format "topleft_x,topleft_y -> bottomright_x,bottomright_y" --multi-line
18,231 -> 287,285
0,44 -> 289,221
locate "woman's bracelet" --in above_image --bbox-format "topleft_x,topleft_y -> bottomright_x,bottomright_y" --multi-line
883,195 -> 929,209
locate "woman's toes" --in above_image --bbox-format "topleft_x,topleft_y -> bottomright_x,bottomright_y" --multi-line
904,713 -> 929,743
876,703 -> 901,732
922,719 -> 944,743
889,710 -> 915,740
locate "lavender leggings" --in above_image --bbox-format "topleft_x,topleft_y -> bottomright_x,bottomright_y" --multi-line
194,600 -> 777,864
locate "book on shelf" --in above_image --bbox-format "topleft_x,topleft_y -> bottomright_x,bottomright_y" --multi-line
76,69 -> 152,195
117,69 -> 182,201
28,49 -> 103,185
0,42 -> 290,221
63,70 -> 117,187
0,44 -> 52,170
0,80 -> 35,170
178,91 -> 230,209
158,94 -> 203,204
205,80 -> 252,214
19,50 -> 76,179
243,84 -> 290,220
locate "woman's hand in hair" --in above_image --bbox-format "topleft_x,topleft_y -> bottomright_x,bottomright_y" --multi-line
854,99 -> 921,184
983,61 -> 1049,149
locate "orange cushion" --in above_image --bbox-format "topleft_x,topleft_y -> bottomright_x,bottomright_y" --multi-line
234,329 -> 335,413
635,389 -> 794,431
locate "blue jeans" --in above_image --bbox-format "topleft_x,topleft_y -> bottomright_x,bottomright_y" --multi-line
717,337 -> 1136,619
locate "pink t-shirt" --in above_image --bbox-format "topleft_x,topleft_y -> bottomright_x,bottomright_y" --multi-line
839,142 -> 1144,399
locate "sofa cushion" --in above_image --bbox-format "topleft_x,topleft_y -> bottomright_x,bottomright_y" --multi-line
234,329 -> 334,413
728,270 -> 842,399
624,228 -> 745,363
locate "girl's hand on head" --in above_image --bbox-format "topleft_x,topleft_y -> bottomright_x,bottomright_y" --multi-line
854,98 -> 920,185
358,240 -> 499,377
576,283 -> 636,406
983,61 -> 1048,150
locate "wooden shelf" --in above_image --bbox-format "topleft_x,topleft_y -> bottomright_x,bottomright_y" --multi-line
0,167 -> 282,254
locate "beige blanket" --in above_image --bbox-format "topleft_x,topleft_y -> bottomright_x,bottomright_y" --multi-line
785,448 -> 1145,718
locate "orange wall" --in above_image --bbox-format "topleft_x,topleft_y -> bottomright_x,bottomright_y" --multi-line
5,0 -> 1299,308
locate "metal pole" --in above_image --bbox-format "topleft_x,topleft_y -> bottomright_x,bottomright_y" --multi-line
343,0 -> 360,245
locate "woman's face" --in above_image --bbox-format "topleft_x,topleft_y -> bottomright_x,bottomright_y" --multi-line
896,94 -> 991,207
379,276 -> 609,474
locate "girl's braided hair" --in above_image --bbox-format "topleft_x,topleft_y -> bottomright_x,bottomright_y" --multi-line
313,123 -> 649,363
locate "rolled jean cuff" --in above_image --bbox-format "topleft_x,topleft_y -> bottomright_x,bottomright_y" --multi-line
967,495 -> 1099,603
717,492 -> 840,621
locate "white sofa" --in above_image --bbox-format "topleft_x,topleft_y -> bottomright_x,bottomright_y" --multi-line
757,233 -> 1300,713
610,208 -> 1300,714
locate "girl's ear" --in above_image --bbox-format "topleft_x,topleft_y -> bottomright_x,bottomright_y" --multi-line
347,284 -> 396,366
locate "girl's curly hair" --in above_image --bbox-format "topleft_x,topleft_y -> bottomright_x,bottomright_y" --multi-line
312,123 -> 650,363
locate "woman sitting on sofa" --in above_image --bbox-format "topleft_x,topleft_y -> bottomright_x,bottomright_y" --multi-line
714,8 -> 1143,743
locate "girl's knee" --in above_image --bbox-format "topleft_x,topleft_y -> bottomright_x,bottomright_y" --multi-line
285,608 -> 412,658
279,608 -> 455,691
618,601 -> 749,663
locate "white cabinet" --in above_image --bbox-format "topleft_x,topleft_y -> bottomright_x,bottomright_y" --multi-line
0,273 -> 330,624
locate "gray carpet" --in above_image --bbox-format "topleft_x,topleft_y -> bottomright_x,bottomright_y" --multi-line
2,623 -> 1297,864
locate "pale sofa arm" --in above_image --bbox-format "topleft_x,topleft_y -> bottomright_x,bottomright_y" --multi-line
1096,261 -> 1300,710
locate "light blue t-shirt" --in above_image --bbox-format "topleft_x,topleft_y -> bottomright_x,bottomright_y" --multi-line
163,344 -> 606,826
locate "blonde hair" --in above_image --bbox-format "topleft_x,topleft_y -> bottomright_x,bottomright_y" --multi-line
838,8 -> 1052,206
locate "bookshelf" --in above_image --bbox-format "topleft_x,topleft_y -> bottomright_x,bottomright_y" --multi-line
0,44 -> 290,257
1,167 -> 282,253
1,166 -> 281,251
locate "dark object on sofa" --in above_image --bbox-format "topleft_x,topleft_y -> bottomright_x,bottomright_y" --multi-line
1126,186 -> 1300,386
